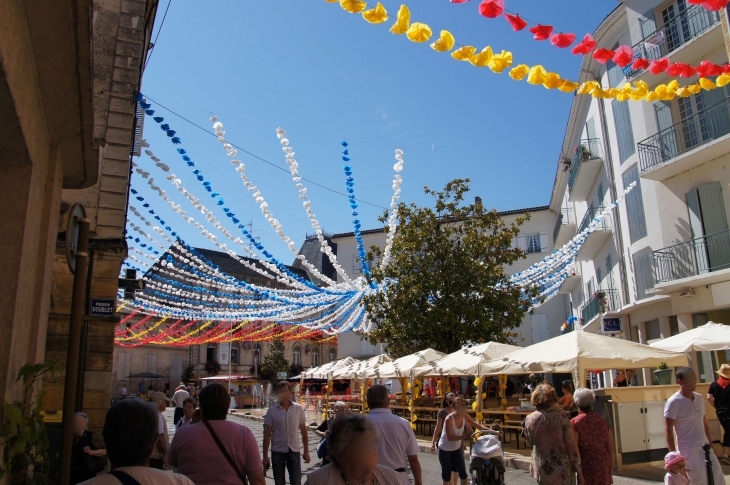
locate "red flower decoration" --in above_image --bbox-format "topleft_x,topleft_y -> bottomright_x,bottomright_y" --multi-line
649,58 -> 670,74
505,13 -> 527,31
696,60 -> 723,77
529,24 -> 554,41
667,62 -> 697,78
450,0 -> 470,3
632,58 -> 650,70
701,0 -> 730,11
722,64 -> 730,74
550,32 -> 576,48
612,45 -> 634,67
571,33 -> 596,55
592,48 -> 615,64
478,0 -> 504,17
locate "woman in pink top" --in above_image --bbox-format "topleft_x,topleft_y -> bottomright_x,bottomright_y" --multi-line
168,384 -> 265,485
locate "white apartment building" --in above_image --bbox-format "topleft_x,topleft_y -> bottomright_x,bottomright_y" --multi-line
550,0 -> 730,386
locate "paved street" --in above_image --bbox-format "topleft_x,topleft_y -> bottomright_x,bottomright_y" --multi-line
163,408 -> 730,485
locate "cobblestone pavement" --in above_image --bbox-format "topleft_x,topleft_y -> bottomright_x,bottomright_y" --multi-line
163,408 -> 730,485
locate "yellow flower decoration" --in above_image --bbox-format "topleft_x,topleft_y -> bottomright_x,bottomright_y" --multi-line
362,2 -> 388,23
389,5 -> 410,34
452,45 -> 476,61
577,81 -> 600,95
559,80 -> 579,93
340,0 -> 367,13
667,80 -> 680,93
325,0 -> 337,2
406,22 -> 432,43
488,50 -> 513,73
476,412 -> 484,423
527,65 -> 547,85
543,72 -> 563,89
717,73 -> 730,87
411,423 -> 416,430
481,392 -> 487,400
654,85 -> 675,101
615,83 -> 632,102
430,30 -> 455,52
509,64 -> 529,81
590,87 -> 612,99
677,86 -> 693,98
474,377 -> 482,387
645,91 -> 658,102
700,77 -> 717,90
606,87 -> 620,98
471,401 -> 478,410
631,81 -> 649,101
688,83 -> 701,94
468,47 -> 493,67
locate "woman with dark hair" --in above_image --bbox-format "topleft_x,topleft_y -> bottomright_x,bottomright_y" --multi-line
431,393 -> 457,485
168,383 -> 265,485
176,397 -> 197,429
571,388 -> 614,485
523,385 -> 584,485
80,399 -> 193,484
559,382 -> 579,419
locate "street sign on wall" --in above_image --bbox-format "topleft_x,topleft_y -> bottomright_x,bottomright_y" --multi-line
90,298 -> 116,316
603,317 -> 621,333
277,372 -> 288,380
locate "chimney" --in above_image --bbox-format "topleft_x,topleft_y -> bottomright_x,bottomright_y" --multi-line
475,196 -> 482,206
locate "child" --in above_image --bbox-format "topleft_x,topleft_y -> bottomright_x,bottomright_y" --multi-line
665,451 -> 689,485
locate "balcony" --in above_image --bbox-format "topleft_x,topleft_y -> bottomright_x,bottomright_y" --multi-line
638,98 -> 730,180
558,265 -> 581,295
576,206 -> 612,262
652,228 -> 730,292
581,288 -> 621,326
553,207 -> 576,247
627,5 -> 722,83
568,139 -> 604,203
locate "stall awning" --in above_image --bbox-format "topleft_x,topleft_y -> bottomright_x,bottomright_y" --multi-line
331,354 -> 393,379
301,357 -> 360,379
200,375 -> 260,382
366,348 -> 446,379
650,322 -> 730,353
413,342 -> 521,377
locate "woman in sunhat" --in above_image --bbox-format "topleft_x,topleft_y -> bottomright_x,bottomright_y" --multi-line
664,451 -> 689,485
708,363 -> 730,465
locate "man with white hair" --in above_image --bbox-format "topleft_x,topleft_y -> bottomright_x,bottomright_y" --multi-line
314,401 -> 349,467
172,383 -> 190,425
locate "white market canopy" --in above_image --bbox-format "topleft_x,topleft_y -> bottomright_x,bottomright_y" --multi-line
365,348 -> 447,379
413,342 -> 521,377
331,354 -> 393,379
301,357 -> 360,380
477,331 -> 688,380
650,322 -> 730,353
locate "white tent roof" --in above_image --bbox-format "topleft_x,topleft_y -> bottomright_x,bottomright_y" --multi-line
331,354 -> 393,379
301,357 -> 359,379
413,342 -> 521,377
478,331 -> 688,377
364,348 -> 447,379
650,322 -> 730,353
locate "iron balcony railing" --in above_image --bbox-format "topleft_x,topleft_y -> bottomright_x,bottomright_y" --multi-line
577,205 -> 609,236
638,98 -> 730,173
581,288 -> 621,324
653,228 -> 730,283
568,139 -> 603,192
553,207 -> 575,244
628,5 -> 720,79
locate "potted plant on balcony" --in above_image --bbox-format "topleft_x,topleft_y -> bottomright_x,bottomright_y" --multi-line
654,362 -> 673,385
594,290 -> 607,313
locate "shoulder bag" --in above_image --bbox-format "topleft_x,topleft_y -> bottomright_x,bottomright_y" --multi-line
203,419 -> 249,485
109,470 -> 142,485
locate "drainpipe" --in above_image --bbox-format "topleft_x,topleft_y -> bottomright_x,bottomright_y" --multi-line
597,97 -> 631,311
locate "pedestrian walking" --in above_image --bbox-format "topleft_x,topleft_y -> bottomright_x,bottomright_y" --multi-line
304,414 -> 401,485
121,385 -> 127,399
664,367 -> 724,485
176,397 -> 197,429
365,384 -> 422,485
168,383 -> 265,485
570,388 -> 614,485
70,412 -> 107,484
263,380 -> 311,485
523,384 -> 583,485
78,399 -> 193,484
708,363 -> 730,465
149,391 -> 172,470
172,384 -> 190,426
314,401 -> 349,467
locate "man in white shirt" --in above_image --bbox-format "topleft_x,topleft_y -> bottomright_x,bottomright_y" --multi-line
366,384 -> 422,485
664,367 -> 724,485
263,381 -> 310,485
121,385 -> 127,399
172,384 -> 190,425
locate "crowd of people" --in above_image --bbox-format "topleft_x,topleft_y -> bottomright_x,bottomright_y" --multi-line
68,365 -> 730,485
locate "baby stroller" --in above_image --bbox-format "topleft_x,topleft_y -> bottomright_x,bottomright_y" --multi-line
469,430 -> 505,485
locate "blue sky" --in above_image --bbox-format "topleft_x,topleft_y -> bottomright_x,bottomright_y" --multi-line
134,0 -> 616,263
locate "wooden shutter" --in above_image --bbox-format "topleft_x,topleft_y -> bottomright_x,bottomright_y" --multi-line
117,352 -> 130,381
622,164 -> 648,243
700,85 -> 730,139
698,182 -> 730,272
654,101 -> 677,160
632,248 -> 655,301
146,354 -> 157,374
686,188 -> 704,238
612,100 -> 636,164
539,233 -> 549,253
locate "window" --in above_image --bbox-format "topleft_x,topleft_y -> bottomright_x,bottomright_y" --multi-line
231,347 -> 239,365
206,346 -> 216,362
622,165 -> 648,243
253,343 -> 262,365
293,346 -> 302,366
312,348 -> 319,367
633,247 -> 655,300
526,234 -> 541,254
145,354 -> 157,375
171,356 -> 182,385
597,268 -> 603,287
328,348 -> 337,363
669,315 -> 680,336
116,352 -> 130,381
353,255 -> 362,274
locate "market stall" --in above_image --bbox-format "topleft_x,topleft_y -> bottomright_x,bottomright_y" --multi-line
200,375 -> 261,408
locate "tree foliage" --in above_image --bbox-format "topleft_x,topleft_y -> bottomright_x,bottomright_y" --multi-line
362,179 -> 541,357
181,364 -> 195,385
260,337 -> 289,384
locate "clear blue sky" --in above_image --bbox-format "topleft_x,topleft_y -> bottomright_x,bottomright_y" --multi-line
134,0 -> 616,263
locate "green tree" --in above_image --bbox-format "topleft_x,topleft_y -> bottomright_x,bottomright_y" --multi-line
260,337 -> 289,385
181,364 -> 195,385
362,179 -> 541,357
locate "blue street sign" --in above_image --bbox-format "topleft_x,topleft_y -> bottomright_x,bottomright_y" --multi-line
90,298 -> 116,316
603,317 -> 621,333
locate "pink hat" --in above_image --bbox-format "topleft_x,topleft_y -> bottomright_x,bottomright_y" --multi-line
665,451 -> 686,469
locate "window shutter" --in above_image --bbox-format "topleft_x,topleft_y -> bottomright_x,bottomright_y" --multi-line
539,232 -> 548,253
612,100 -> 636,164
632,247 -> 655,300
517,236 -> 526,251
622,164 -> 648,243
117,352 -> 129,381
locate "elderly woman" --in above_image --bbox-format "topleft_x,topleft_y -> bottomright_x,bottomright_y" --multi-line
70,412 -> 107,484
305,414 -> 401,485
571,388 -> 614,485
523,385 -> 583,485
176,397 -> 197,429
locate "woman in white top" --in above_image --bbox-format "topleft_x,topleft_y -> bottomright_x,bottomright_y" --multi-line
176,397 -> 197,429
437,396 -> 496,485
